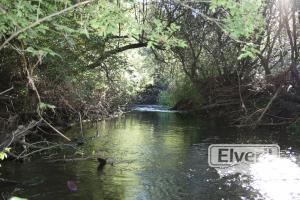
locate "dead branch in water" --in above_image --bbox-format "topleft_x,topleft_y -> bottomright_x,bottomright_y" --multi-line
47,156 -> 95,163
41,118 -> 71,141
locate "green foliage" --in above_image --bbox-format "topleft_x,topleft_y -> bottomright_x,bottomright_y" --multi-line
88,1 -> 131,37
0,148 -> 10,167
146,19 -> 187,49
0,0 -> 284,124
0,0 -> 71,41
26,47 -> 60,58
238,43 -> 260,60
210,0 -> 265,59
0,148 -> 9,160
159,77 -> 203,108
210,0 -> 265,40
0,0 -> 186,70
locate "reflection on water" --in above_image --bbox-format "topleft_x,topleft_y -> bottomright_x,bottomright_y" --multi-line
250,155 -> 300,200
217,154 -> 300,200
1,106 -> 300,199
131,104 -> 179,113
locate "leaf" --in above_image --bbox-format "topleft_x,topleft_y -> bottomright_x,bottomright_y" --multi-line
0,147 -> 9,161
0,152 -> 7,160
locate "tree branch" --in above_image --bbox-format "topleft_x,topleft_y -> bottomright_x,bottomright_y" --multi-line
0,86 -> 13,96
86,42 -> 147,69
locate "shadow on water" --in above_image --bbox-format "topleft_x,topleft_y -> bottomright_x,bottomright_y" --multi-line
1,105 -> 300,199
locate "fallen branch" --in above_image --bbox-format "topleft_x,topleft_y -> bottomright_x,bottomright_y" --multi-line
252,86 -> 282,128
41,118 -> 71,141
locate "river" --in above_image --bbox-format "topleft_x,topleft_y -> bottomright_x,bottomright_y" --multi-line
1,105 -> 300,200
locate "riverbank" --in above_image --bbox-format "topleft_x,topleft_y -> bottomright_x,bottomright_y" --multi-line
169,83 -> 300,130
0,102 -> 129,162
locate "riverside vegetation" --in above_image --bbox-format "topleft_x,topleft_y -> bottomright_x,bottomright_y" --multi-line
0,0 -> 300,176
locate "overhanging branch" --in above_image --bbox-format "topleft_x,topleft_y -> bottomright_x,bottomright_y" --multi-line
86,42 -> 147,69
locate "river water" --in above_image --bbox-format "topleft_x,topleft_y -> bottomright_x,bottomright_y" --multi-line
1,105 -> 300,200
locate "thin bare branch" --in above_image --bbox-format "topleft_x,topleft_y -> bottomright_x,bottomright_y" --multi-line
41,118 -> 71,142
0,86 -> 13,96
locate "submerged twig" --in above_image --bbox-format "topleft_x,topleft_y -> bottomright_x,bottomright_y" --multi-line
47,156 -> 95,163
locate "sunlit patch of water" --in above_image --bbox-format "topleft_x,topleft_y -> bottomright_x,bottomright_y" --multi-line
217,153 -> 300,200
250,154 -> 300,200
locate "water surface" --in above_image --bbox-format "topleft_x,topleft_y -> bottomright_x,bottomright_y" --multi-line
1,105 -> 300,200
